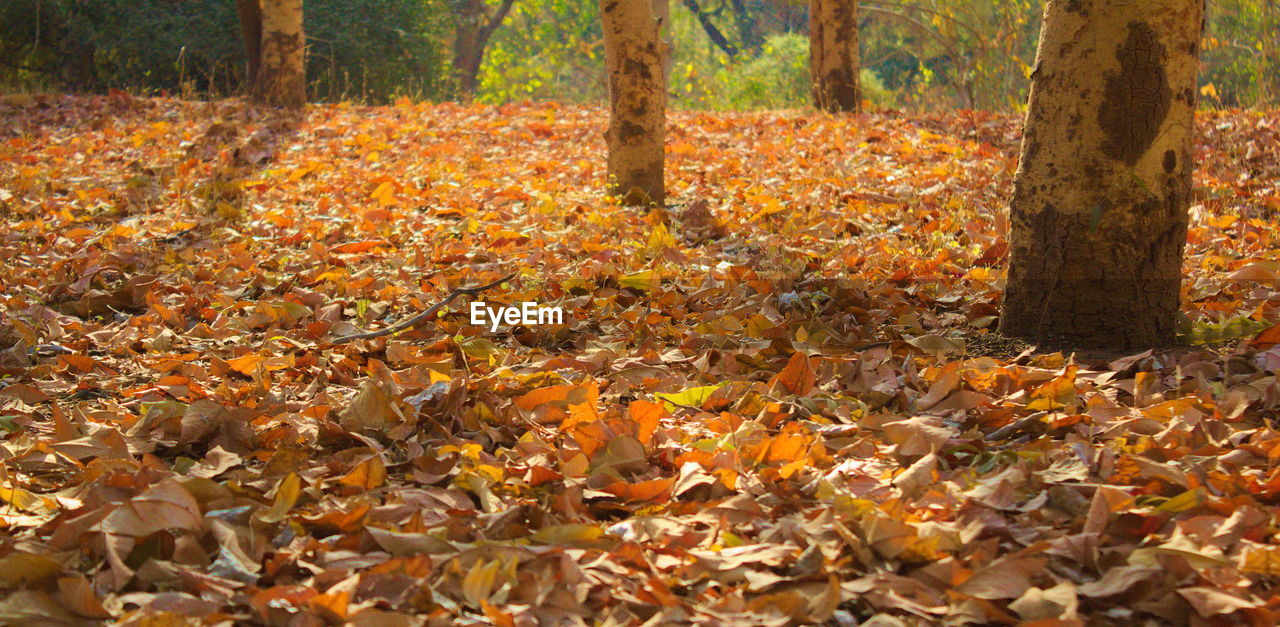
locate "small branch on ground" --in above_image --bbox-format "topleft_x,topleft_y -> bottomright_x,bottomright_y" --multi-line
329,272 -> 515,345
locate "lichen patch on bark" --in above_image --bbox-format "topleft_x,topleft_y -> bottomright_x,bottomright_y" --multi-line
1098,21 -> 1172,165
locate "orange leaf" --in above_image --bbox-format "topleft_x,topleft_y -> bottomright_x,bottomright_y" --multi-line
514,384 -> 599,426
570,421 -> 609,458
771,352 -> 817,396
338,456 -> 387,491
481,599 -> 516,627
1251,322 -> 1280,349
329,239 -> 389,255
765,432 -> 811,463
226,353 -> 263,376
603,477 -> 674,503
515,383 -> 578,409
59,354 -> 96,373
526,465 -> 562,487
628,400 -> 666,447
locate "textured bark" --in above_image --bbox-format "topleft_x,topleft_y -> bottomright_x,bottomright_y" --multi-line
652,0 -> 673,83
252,0 -> 306,108
1000,0 -> 1205,349
452,0 -> 517,101
236,0 -> 263,87
601,0 -> 666,206
809,0 -> 860,112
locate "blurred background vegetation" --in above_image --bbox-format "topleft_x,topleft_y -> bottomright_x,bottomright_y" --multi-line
1,0 -> 1276,111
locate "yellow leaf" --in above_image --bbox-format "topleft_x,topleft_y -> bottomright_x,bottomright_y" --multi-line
647,222 -> 675,251
656,383 -> 726,411
1026,365 -> 1078,411
748,196 -> 786,222
619,270 -> 658,292
370,181 -> 394,205
0,552 -> 62,587
462,558 -> 501,606
1,482 -> 55,514
257,473 -> 302,524
1154,488 -> 1204,513
530,523 -> 604,544
1240,544 -> 1280,575
215,201 -> 242,220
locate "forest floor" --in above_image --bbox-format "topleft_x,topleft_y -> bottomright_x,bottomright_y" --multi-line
2,94 -> 1280,625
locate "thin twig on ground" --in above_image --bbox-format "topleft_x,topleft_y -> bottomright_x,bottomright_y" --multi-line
329,272 -> 515,344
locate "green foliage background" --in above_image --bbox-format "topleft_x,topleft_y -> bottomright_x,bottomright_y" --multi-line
0,0 -> 450,102
0,0 -> 1276,110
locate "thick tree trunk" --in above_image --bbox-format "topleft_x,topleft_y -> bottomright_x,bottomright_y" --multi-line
236,0 -> 263,88
252,0 -> 306,108
809,0 -> 860,112
452,0 -> 486,100
601,0 -> 666,206
1000,0 -> 1205,349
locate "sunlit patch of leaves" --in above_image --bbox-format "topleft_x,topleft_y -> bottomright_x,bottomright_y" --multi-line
0,94 -> 1279,623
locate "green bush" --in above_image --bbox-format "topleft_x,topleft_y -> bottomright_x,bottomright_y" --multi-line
477,0 -> 605,104
305,0 -> 451,102
671,32 -> 897,111
722,33 -> 810,109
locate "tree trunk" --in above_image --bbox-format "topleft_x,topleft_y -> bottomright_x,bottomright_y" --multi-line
729,0 -> 764,56
452,0 -> 486,100
680,0 -> 739,60
236,0 -> 263,88
652,0 -> 673,83
62,41 -> 98,91
252,0 -> 306,108
452,0 -> 517,102
1000,0 -> 1205,349
809,0 -> 860,112
1263,0 -> 1277,105
601,0 -> 666,206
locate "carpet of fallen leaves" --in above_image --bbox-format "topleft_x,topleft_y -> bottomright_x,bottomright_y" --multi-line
3,94 -> 1280,625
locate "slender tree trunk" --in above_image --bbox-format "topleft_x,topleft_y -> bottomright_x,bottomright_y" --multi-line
729,0 -> 764,55
1264,0 -> 1277,105
809,0 -> 860,112
680,0 -> 739,60
601,0 -> 666,206
451,0 -> 517,101
1000,0 -> 1205,349
236,0 -> 263,88
252,0 -> 306,108
62,41 -> 98,91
